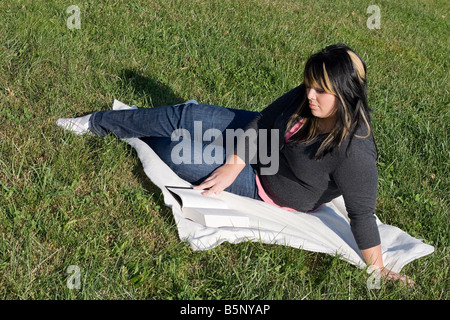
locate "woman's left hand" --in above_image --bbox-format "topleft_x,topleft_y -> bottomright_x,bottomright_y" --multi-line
362,245 -> 414,287
379,268 -> 415,287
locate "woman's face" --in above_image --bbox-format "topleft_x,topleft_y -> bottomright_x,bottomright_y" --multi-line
306,87 -> 338,119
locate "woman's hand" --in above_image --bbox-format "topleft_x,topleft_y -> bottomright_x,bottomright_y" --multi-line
362,245 -> 414,287
379,268 -> 415,286
193,155 -> 246,197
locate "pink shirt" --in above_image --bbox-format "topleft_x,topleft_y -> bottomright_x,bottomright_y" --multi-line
255,119 -> 304,211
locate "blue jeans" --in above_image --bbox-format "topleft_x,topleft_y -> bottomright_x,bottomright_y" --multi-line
90,102 -> 261,200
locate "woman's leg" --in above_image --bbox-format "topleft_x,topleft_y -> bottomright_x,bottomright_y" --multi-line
142,136 -> 260,199
89,102 -> 255,140
90,102 -> 261,199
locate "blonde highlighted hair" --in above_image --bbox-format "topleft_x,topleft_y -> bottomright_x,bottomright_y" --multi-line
287,44 -> 374,159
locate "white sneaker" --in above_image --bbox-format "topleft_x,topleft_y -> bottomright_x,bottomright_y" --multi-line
56,114 -> 93,135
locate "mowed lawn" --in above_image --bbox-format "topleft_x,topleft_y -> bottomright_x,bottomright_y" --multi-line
0,0 -> 448,300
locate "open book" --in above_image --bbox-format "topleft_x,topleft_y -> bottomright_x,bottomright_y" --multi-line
166,186 -> 250,228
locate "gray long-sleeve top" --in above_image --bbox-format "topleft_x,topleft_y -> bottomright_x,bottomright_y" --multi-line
240,85 -> 380,250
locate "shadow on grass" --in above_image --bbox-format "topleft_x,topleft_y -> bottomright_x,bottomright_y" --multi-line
119,68 -> 186,107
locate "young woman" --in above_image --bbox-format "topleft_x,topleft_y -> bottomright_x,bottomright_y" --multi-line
57,44 -> 412,285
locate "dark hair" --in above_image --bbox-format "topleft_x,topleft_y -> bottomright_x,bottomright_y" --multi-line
287,44 -> 373,159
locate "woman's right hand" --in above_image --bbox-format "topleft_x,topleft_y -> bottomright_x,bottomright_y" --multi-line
193,155 -> 246,197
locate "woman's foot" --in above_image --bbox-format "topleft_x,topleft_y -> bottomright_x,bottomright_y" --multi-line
56,114 -> 92,135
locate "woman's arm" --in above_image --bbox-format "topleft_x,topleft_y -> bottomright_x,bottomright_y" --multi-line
195,85 -> 303,195
333,137 -> 414,285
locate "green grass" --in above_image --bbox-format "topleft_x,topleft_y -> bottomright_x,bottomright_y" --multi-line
0,0 -> 448,300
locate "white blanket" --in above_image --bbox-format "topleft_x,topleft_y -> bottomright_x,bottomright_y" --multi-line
114,100 -> 434,273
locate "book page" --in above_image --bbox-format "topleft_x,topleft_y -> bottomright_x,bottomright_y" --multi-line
166,186 -> 228,209
183,207 -> 250,228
